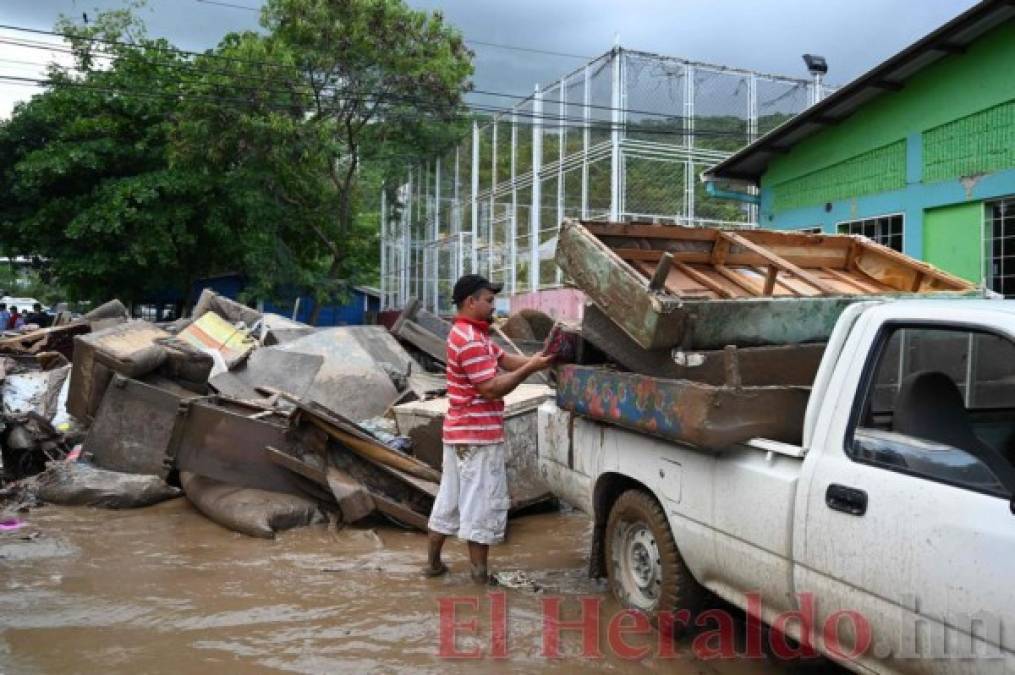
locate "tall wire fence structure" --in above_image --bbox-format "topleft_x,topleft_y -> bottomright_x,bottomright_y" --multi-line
380,47 -> 831,313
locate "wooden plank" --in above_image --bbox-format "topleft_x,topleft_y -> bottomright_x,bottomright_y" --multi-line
711,237 -> 731,265
749,265 -> 799,296
584,222 -> 719,241
372,493 -> 430,531
740,229 -> 853,252
305,413 -> 442,483
326,466 -> 377,523
614,247 -> 846,269
821,267 -> 883,294
763,265 -> 778,296
649,252 -> 674,291
265,445 -> 328,487
285,398 -> 444,483
719,231 -> 839,294
672,261 -> 736,298
635,261 -> 722,299
910,270 -> 926,292
852,237 -> 972,289
714,265 -> 763,296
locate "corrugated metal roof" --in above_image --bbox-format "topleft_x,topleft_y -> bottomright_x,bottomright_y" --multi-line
705,0 -> 1015,184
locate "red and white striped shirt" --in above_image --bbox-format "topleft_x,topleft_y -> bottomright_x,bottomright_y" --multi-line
443,316 -> 505,445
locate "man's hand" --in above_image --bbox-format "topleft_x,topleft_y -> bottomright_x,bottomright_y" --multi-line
525,352 -> 555,373
475,351 -> 556,400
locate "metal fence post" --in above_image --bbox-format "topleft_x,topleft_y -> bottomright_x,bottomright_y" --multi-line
434,157 -> 441,311
379,186 -> 387,309
531,85 -> 542,291
556,77 -> 566,284
684,64 -> 696,223
471,121 -> 480,273
510,111 -> 518,295
490,121 -> 498,283
454,147 -> 462,282
610,47 -> 622,221
582,64 -> 590,219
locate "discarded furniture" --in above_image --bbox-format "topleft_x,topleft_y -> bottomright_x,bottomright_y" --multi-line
67,321 -> 170,422
393,384 -> 556,510
580,302 -> 825,386
0,323 -> 90,362
555,364 -> 810,449
556,219 -> 980,350
83,375 -> 200,479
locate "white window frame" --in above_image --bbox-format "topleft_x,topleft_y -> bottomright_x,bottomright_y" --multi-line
985,196 -> 1015,298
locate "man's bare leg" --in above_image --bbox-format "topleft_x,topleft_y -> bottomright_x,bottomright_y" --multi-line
467,540 -> 489,583
424,531 -> 449,576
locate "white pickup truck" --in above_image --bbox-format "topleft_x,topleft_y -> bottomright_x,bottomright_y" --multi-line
537,299 -> 1015,673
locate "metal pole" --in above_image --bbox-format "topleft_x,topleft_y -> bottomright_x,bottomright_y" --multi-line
531,84 -> 543,291
423,163 -> 430,311
510,111 -> 518,295
610,47 -> 622,221
380,187 -> 387,309
471,121 -> 480,273
685,64 -> 696,223
434,157 -> 441,311
556,77 -> 566,285
403,171 -> 412,305
811,73 -> 823,106
454,147 -> 462,282
582,64 -> 590,219
490,121 -> 498,282
748,74 -> 758,224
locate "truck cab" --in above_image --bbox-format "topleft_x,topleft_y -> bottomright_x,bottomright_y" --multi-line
538,299 -> 1015,673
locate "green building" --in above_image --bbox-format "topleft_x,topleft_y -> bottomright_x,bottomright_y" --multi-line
706,0 -> 1015,295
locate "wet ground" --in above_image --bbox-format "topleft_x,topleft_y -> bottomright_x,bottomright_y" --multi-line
0,499 -> 821,673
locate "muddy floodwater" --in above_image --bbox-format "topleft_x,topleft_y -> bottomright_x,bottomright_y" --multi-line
0,500 -> 813,673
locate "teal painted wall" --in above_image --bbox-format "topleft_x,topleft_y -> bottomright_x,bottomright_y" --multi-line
757,20 -> 1015,265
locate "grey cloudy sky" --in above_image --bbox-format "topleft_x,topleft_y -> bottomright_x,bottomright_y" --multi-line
0,0 -> 981,119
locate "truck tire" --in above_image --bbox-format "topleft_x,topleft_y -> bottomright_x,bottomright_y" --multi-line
605,489 -> 704,625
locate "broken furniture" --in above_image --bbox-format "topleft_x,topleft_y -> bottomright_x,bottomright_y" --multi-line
556,219 -> 980,350
393,384 -> 556,510
555,364 -> 810,449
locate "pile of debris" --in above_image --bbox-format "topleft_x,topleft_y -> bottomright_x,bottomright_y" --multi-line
1,289 -> 557,540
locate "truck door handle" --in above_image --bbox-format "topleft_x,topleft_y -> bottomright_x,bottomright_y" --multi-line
826,484 -> 867,516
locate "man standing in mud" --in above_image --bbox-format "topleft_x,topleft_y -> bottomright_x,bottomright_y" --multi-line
424,274 -> 554,583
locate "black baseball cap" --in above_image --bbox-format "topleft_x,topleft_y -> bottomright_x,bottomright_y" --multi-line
452,274 -> 503,305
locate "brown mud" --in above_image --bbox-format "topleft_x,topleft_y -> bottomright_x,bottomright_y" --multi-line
0,500 -> 808,673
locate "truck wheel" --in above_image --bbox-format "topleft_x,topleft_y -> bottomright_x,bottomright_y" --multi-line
605,489 -> 703,623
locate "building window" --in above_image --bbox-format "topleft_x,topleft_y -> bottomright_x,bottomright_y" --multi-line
798,227 -> 823,234
987,197 -> 1015,298
837,214 -> 904,252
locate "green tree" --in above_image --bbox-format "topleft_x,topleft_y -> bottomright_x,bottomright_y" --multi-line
0,7 -> 242,305
174,0 -> 472,323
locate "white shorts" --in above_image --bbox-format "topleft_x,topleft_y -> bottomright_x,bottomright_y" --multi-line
428,443 -> 510,545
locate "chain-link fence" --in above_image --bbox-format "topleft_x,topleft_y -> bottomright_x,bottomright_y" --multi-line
380,47 -> 832,313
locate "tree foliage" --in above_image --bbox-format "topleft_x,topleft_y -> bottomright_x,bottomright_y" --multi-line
0,7 -> 242,304
174,0 -> 472,320
0,0 -> 473,317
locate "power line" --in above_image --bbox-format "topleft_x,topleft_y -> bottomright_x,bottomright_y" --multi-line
0,26 -> 777,124
188,0 -> 593,60
0,72 -> 753,141
193,0 -> 261,10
